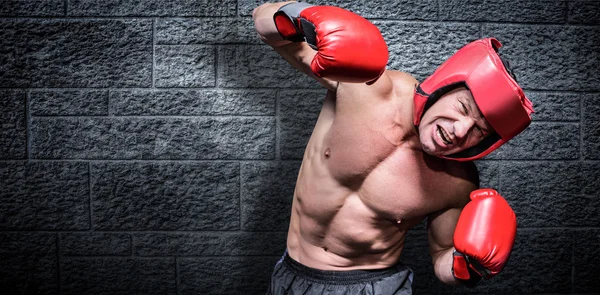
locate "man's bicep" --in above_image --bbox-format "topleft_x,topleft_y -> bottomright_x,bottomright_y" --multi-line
427,207 -> 462,256
273,42 -> 339,91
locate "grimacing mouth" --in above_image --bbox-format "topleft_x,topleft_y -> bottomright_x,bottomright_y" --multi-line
437,125 -> 452,145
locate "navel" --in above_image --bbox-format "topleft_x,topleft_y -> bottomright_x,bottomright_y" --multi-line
324,148 -> 331,158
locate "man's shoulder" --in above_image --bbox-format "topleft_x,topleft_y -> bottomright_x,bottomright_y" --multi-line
420,156 -> 480,206
384,70 -> 418,92
338,70 -> 417,98
443,160 -> 480,205
420,153 -> 479,185
444,160 -> 479,186
386,69 -> 418,84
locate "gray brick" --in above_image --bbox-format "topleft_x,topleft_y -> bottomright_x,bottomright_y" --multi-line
473,160 -> 500,188
30,89 -> 108,116
583,93 -> 600,160
155,45 -> 216,88
321,0 -> 438,20
501,161 -> 586,227
279,90 -> 325,159
573,229 -> 600,293
486,123 -> 580,160
440,0 -> 565,23
218,45 -> 317,88
0,0 -> 63,16
400,230 -> 439,294
91,162 -> 240,230
374,21 -> 480,82
579,162 -> 600,226
483,24 -> 600,91
568,1 -> 600,24
31,117 -> 275,160
110,89 -> 275,116
61,257 -> 176,295
156,18 -> 260,45
241,161 -> 300,231
239,0 -> 438,19
0,19 -> 152,87
0,233 -> 58,295
60,233 -> 131,256
441,229 -> 573,294
68,0 -> 236,16
526,91 -> 580,122
238,0 -> 266,16
0,90 -> 26,159
179,256 -> 279,295
582,162 -> 600,195
134,232 -> 286,256
0,161 -> 89,230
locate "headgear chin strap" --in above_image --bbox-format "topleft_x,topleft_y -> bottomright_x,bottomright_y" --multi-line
413,38 -> 534,161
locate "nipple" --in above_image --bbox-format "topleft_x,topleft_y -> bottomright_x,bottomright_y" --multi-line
324,148 -> 331,158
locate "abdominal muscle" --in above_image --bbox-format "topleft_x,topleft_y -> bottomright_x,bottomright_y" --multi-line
286,188 -> 409,270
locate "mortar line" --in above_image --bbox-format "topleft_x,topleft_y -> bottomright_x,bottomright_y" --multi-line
106,89 -> 111,116
239,162 -> 243,230
571,236 -> 575,293
129,232 -> 134,257
275,90 -> 281,160
56,233 -> 62,295
214,45 -> 219,88
176,257 -> 181,295
88,162 -> 93,231
580,94 -> 584,160
152,18 -> 156,88
25,90 -> 32,160
3,16 -> 600,28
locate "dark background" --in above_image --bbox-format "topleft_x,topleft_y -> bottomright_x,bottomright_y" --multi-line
1,0 -> 599,294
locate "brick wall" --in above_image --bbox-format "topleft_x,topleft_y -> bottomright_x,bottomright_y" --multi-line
0,0 -> 598,294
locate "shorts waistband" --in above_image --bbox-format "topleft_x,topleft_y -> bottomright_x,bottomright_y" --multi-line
282,251 -> 405,283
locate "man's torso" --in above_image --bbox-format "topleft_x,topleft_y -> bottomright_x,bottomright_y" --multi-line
287,70 -> 477,270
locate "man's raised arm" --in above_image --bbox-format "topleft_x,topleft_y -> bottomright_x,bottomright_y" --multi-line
252,1 -> 389,91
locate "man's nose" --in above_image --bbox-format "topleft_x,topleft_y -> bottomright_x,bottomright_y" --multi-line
454,117 -> 476,139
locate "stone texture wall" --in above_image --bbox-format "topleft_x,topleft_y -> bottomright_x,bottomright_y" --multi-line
0,0 -> 599,294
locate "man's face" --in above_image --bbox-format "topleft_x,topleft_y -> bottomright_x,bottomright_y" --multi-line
418,87 -> 494,157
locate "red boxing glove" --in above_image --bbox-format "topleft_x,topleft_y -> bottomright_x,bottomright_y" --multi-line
273,2 -> 388,83
452,189 -> 517,285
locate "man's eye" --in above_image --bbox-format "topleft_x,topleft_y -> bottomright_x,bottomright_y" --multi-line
459,101 -> 468,114
475,126 -> 484,136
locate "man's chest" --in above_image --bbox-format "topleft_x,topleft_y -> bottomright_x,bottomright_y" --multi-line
321,92 -> 406,186
320,119 -> 457,221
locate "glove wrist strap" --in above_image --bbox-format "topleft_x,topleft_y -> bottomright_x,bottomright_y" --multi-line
452,250 -> 483,288
273,2 -> 313,42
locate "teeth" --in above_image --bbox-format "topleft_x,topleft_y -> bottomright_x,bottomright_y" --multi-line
437,126 -> 452,145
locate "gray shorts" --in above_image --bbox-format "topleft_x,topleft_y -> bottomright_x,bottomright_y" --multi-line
267,251 -> 414,295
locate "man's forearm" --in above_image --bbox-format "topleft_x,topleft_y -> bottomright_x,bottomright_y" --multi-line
252,1 -> 296,47
433,247 -> 461,285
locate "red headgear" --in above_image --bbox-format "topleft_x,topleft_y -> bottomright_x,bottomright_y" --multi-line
413,38 -> 534,161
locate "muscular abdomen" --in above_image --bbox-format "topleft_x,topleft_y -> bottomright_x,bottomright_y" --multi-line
286,90 -> 408,269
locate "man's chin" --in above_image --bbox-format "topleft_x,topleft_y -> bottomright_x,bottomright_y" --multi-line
422,144 -> 457,158
421,143 -> 442,157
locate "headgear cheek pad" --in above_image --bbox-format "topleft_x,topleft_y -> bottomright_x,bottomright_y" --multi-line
413,38 -> 534,161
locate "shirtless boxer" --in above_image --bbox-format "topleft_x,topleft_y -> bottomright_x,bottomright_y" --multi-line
253,2 -> 534,294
